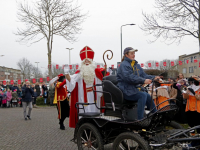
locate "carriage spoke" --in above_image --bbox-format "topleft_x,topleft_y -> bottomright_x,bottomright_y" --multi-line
119,143 -> 125,150
91,139 -> 97,144
89,131 -> 92,141
84,130 -> 89,140
91,145 -> 97,150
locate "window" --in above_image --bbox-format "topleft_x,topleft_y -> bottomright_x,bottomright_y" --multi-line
194,56 -> 197,59
194,66 -> 197,69
183,68 -> 187,73
189,67 -> 194,73
191,57 -> 193,63
184,59 -> 187,64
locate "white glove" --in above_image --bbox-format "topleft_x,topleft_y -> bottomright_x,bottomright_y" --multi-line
49,76 -> 59,85
64,64 -> 70,74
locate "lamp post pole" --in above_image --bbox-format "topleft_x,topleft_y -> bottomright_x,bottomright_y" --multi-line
66,48 -> 73,65
121,24 -> 136,59
35,62 -> 40,82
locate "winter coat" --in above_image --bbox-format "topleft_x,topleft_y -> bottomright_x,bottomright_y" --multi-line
22,85 -> 34,102
35,85 -> 41,96
12,92 -> 18,99
12,86 -> 20,92
49,86 -> 55,98
33,92 -> 38,98
43,90 -> 48,98
117,57 -> 155,97
6,91 -> 12,101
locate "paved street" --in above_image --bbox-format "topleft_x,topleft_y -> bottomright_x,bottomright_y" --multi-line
0,107 -> 78,150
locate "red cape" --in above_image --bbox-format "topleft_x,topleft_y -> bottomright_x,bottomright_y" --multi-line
69,68 -> 109,128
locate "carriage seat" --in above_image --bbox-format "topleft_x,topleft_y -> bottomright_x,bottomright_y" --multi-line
102,75 -> 138,108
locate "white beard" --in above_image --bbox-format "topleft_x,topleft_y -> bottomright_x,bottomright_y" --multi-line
80,61 -> 96,85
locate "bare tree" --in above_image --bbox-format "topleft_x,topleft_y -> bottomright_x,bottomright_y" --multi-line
141,0 -> 200,50
16,0 -> 86,78
31,66 -> 43,79
17,58 -> 32,80
44,63 -> 64,77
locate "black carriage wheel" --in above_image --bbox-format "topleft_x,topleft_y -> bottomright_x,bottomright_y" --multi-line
77,123 -> 104,150
113,132 -> 150,150
165,121 -> 184,130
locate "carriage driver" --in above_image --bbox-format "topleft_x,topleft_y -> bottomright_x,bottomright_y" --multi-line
117,47 -> 160,120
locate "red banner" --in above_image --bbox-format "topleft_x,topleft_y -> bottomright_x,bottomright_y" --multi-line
25,79 -> 28,82
141,63 -> 144,67
179,61 -> 182,65
18,80 -> 21,85
10,80 -> 14,85
76,65 -> 79,70
32,78 -> 36,83
194,59 -> 198,63
199,62 -> 200,68
47,77 -> 50,81
40,78 -> 43,83
97,65 -> 100,68
156,62 -> 159,67
171,61 -> 174,66
111,65 -> 114,69
148,63 -> 151,67
69,65 -> 72,69
48,64 -> 52,68
3,81 -> 6,85
186,60 -> 189,64
163,62 -> 167,66
56,64 -> 59,69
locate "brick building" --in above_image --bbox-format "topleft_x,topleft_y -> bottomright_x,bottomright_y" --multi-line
0,66 -> 23,82
178,52 -> 200,77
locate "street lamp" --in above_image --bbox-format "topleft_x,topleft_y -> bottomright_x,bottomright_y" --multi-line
66,48 -> 73,65
120,24 -> 136,59
35,62 -> 40,82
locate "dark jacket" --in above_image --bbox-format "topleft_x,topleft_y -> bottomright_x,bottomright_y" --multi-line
117,57 -> 155,97
22,85 -> 34,102
35,85 -> 41,96
49,86 -> 55,97
12,86 -> 20,92
33,92 -> 38,98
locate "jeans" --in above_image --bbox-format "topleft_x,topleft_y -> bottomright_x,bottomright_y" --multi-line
22,102 -> 32,118
124,91 -> 156,120
44,98 -> 47,104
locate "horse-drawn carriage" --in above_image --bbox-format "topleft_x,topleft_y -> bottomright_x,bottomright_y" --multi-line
71,75 -> 200,150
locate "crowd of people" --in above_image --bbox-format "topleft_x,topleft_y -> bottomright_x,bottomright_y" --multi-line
0,81 -> 52,108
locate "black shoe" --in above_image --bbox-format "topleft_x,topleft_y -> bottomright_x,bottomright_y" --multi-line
27,115 -> 31,120
25,118 -> 27,120
60,124 -> 65,130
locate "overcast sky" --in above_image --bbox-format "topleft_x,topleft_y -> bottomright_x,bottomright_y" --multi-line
0,0 -> 198,73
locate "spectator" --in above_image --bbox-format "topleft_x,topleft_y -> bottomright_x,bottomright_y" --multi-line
18,87 -> 22,107
0,81 -> 6,89
35,82 -> 41,97
0,90 -> 3,107
22,81 -> 34,120
42,83 -> 48,104
2,90 -> 7,108
49,84 -> 55,106
6,81 -> 12,90
32,89 -> 38,108
6,89 -> 12,108
12,83 -> 20,92
12,90 -> 18,107
31,84 -> 35,90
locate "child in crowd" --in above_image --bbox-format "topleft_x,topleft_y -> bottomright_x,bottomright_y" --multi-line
2,90 -> 7,108
12,89 -> 18,107
6,89 -> 12,108
33,89 -> 38,108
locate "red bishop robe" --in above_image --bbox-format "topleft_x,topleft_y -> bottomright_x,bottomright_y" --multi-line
68,68 -> 109,128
